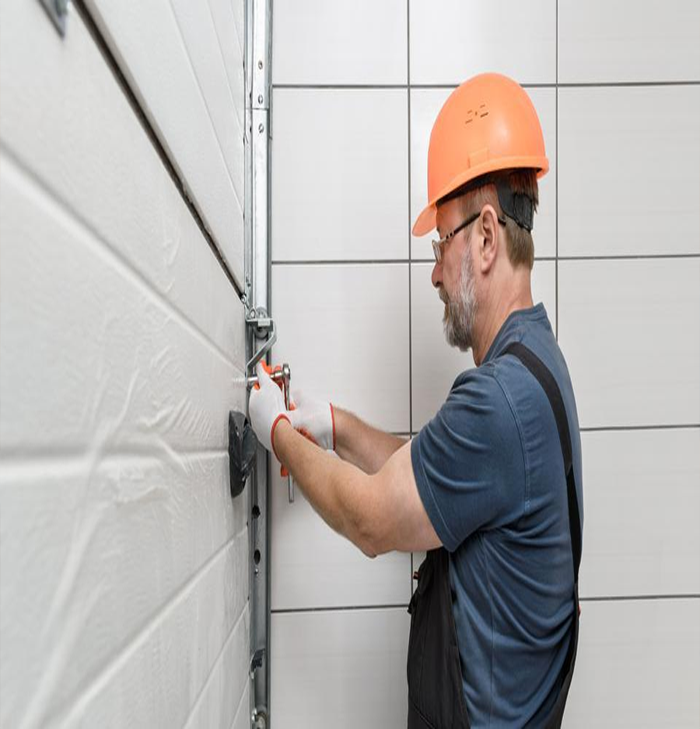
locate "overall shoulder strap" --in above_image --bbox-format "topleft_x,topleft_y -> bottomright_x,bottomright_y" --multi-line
502,342 -> 582,585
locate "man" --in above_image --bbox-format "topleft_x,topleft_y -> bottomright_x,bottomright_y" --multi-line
249,73 -> 583,727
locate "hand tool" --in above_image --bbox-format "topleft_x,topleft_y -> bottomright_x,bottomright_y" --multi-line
247,362 -> 295,503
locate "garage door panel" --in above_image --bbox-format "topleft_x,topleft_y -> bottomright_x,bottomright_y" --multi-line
0,454 -> 246,726
0,2 -> 245,361
0,161 -> 246,454
206,0 -> 246,115
31,543 -> 248,728
169,0 -> 245,172
81,0 -> 245,285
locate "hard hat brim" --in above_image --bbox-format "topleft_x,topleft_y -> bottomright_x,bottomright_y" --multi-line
412,155 -> 549,237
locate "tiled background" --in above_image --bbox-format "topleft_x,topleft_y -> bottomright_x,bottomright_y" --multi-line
270,1 -> 700,726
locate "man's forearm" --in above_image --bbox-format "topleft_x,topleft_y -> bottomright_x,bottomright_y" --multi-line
274,418 -> 379,556
333,407 -> 406,474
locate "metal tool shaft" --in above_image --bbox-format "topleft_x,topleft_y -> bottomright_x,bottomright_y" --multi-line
247,364 -> 295,503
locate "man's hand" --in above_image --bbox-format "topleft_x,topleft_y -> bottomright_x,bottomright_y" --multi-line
290,389 -> 336,451
248,362 -> 290,460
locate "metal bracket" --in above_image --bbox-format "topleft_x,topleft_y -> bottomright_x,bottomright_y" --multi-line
38,0 -> 69,36
246,0 -> 272,724
246,311 -> 276,374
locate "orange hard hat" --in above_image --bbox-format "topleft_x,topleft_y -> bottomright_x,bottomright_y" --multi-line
412,73 -> 549,237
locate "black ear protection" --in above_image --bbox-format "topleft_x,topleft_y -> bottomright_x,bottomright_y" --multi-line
495,180 -> 534,232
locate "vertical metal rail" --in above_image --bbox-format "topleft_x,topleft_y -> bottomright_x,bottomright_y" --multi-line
246,0 -> 272,726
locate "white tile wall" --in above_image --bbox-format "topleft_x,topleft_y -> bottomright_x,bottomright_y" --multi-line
271,264 -> 410,433
0,0 -> 249,725
410,87 -> 557,259
558,259 -> 700,428
559,0 -> 700,84
272,88 -> 408,262
579,429 -> 700,598
272,0 -> 407,85
271,469 -> 411,610
411,260 -> 557,430
559,85 -> 700,258
270,0 -> 700,724
564,598 -> 700,727
271,609 -> 410,728
410,0 -> 556,85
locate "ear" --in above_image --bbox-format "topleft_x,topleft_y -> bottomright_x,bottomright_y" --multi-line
477,204 -> 501,274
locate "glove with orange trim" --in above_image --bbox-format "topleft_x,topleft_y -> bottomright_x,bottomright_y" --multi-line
248,361 -> 290,461
289,389 -> 336,452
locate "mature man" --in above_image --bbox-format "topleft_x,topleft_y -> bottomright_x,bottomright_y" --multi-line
249,73 -> 583,727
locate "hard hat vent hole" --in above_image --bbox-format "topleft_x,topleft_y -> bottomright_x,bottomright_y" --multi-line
464,104 -> 489,124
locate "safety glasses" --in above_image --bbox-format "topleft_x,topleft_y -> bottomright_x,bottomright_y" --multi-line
431,211 -> 480,264
431,208 -> 508,263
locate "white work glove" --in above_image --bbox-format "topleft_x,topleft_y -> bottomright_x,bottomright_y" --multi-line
289,389 -> 336,451
248,362 -> 290,460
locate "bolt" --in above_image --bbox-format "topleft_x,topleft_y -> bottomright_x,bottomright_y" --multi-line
258,123 -> 264,133
258,94 -> 264,104
257,60 -> 263,70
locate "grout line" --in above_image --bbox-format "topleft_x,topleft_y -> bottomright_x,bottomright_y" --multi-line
272,80 -> 700,90
580,423 -> 700,433
555,0 -> 559,340
270,253 -> 700,266
580,594 -> 700,603
272,604 -> 409,615
558,253 -> 700,261
272,258 -> 410,266
72,0 -> 243,299
272,595 -> 700,614
557,80 -> 700,88
407,0 -> 413,438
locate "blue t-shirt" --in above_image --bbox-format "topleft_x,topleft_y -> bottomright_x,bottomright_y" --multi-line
411,303 -> 583,727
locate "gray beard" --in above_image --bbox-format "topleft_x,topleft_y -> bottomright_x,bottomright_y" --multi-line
440,252 -> 478,352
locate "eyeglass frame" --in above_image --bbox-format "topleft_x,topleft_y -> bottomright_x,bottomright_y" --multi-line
431,208 -> 506,264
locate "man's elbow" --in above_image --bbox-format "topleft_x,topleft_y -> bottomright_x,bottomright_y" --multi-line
355,521 -> 392,559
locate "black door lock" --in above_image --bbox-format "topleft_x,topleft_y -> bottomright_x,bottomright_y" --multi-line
228,410 -> 258,498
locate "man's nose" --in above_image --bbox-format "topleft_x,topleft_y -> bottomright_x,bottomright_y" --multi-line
431,261 -> 442,289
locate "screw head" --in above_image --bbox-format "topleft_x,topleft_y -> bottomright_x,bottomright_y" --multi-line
258,123 -> 264,133
257,94 -> 264,104
257,60 -> 263,70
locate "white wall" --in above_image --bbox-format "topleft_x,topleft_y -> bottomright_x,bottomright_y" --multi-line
0,1 -> 249,727
270,1 -> 700,727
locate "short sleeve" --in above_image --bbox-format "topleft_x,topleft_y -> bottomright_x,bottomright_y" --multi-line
410,368 -> 526,552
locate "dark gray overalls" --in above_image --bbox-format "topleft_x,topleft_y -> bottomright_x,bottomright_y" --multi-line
407,343 -> 582,728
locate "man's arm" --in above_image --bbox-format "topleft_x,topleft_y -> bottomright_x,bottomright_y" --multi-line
274,418 -> 441,557
333,406 -> 406,474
